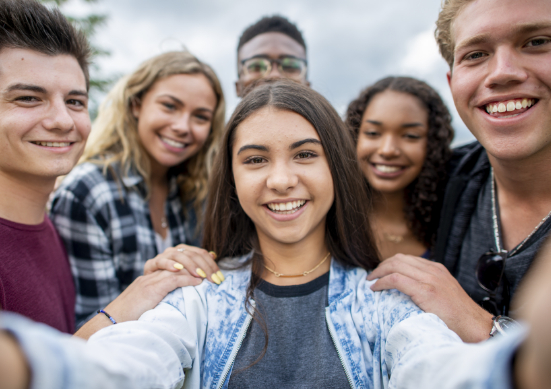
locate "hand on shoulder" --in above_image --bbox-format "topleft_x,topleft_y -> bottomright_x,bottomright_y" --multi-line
367,253 -> 493,342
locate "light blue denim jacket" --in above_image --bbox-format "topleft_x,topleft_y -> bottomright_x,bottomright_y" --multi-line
1,256 -> 524,389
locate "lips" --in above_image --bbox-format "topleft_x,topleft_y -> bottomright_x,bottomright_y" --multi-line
372,164 -> 404,174
160,135 -> 187,149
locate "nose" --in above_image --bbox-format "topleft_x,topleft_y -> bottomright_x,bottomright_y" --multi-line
267,60 -> 283,79
377,134 -> 400,158
42,98 -> 75,133
172,112 -> 191,136
266,162 -> 298,193
484,47 -> 528,88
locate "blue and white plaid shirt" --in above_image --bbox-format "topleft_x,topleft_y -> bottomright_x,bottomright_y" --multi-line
50,162 -> 201,327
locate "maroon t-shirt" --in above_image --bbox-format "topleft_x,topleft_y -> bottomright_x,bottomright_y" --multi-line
0,215 -> 75,333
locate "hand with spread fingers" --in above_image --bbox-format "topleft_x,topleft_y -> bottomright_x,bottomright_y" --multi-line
74,246 -> 224,341
143,244 -> 224,285
366,253 -> 493,343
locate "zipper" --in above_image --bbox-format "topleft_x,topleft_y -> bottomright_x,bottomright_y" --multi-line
325,307 -> 356,389
215,302 -> 255,389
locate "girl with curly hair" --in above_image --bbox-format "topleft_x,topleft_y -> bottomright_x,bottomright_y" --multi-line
346,76 -> 454,260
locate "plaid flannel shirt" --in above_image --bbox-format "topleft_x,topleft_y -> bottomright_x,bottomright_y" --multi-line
50,162 -> 201,327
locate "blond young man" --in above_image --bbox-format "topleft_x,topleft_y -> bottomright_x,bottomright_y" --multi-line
368,0 -> 551,343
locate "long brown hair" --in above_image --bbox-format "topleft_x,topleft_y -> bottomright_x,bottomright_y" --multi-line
203,79 -> 379,270
203,78 -> 379,371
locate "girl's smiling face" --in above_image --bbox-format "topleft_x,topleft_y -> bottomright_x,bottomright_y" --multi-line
356,90 -> 428,195
133,73 -> 217,172
231,107 -> 334,247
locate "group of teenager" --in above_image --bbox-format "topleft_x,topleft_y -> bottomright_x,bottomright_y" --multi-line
1,0 -> 551,387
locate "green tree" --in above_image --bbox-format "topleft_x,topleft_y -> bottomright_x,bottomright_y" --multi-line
40,0 -> 113,117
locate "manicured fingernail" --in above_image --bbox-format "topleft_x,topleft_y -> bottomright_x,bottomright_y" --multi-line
209,251 -> 217,260
211,273 -> 221,285
173,263 -> 184,270
196,268 -> 207,278
216,271 -> 225,282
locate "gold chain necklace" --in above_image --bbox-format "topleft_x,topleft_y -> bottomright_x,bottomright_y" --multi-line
382,232 -> 404,243
263,252 -> 331,278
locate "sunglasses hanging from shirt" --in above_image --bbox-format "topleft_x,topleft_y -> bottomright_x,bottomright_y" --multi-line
476,168 -> 551,318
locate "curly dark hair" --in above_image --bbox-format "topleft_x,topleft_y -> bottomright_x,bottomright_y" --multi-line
237,15 -> 306,52
345,76 -> 454,249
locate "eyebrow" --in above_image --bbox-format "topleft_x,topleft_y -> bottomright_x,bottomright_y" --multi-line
455,21 -> 551,53
289,138 -> 321,150
6,83 -> 46,94
241,54 -> 305,63
366,120 -> 423,128
237,144 -> 268,155
5,83 -> 88,97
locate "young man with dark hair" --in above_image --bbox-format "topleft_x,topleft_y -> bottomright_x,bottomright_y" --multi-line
235,15 -> 310,97
368,0 -> 551,344
0,0 -> 91,333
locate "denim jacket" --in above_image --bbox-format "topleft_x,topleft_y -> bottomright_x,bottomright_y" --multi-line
2,258 -> 523,389
86,255 -> 471,389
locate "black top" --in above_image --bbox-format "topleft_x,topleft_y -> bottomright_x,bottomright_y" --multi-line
434,141 -> 551,313
228,272 -> 350,389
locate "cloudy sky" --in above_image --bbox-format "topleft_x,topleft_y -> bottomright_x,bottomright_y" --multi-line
65,0 -> 475,145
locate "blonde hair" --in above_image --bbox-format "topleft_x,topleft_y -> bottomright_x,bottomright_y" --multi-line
81,51 -> 225,220
435,0 -> 475,69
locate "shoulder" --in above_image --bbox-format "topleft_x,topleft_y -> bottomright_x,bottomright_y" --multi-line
52,162 -> 123,211
341,264 -> 423,320
448,141 -> 489,179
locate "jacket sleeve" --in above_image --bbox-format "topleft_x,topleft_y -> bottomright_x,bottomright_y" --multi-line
50,183 -> 120,327
2,287 -> 206,389
383,307 -> 522,389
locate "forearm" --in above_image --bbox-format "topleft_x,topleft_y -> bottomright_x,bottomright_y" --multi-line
0,330 -> 30,389
74,312 -> 114,341
386,314 -> 525,389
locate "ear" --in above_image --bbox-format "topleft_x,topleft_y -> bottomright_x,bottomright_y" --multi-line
446,71 -> 452,88
131,98 -> 141,119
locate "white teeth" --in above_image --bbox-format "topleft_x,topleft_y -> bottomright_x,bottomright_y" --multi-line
267,200 -> 306,213
34,141 -> 71,147
161,136 -> 185,148
375,164 -> 401,173
486,99 -> 536,116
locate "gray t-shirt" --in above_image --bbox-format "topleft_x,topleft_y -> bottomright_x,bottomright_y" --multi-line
455,176 -> 551,313
228,272 -> 350,389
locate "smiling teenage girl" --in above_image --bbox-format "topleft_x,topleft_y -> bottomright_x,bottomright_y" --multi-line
346,77 -> 454,260
74,80 -> 480,388
50,51 -> 225,326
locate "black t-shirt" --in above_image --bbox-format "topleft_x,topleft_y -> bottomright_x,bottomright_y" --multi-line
228,272 -> 351,389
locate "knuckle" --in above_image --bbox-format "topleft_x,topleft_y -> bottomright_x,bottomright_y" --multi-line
388,273 -> 402,284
